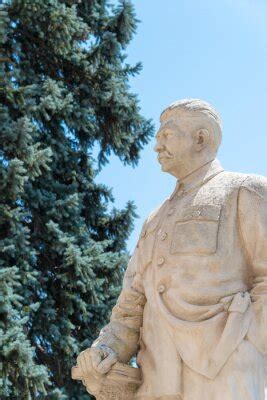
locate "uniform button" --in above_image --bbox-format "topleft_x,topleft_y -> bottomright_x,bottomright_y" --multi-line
160,232 -> 167,241
157,256 -> 165,266
167,207 -> 175,215
158,284 -> 166,293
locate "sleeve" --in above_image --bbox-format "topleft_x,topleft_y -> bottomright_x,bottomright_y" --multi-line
237,175 -> 267,354
93,228 -> 147,363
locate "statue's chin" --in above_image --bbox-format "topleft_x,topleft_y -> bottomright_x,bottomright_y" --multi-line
161,166 -> 169,173
159,161 -> 172,173
160,163 -> 180,178
161,167 -> 176,178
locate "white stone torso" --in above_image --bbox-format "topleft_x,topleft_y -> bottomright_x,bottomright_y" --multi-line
140,171 -> 250,313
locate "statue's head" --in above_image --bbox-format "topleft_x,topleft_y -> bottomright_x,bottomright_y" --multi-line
154,99 -> 222,179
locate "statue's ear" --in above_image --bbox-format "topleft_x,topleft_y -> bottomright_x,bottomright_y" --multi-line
193,128 -> 210,152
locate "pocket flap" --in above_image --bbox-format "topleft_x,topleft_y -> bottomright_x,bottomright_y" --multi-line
179,205 -> 221,222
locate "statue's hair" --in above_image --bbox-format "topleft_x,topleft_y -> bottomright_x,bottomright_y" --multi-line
160,99 -> 222,152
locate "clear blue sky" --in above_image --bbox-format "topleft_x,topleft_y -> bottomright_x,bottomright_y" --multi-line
97,0 -> 267,252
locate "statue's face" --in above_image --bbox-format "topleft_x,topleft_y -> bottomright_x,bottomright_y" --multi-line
154,116 -> 195,179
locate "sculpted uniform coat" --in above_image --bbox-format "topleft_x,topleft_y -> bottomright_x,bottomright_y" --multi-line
94,160 -> 267,400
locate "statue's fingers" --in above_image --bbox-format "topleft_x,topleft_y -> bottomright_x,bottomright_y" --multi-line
83,349 -> 95,376
91,348 -> 103,371
77,351 -> 88,378
96,353 -> 117,375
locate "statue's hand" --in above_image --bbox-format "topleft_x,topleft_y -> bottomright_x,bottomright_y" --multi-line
77,345 -> 118,379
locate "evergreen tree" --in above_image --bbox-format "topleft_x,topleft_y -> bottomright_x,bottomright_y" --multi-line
0,1 -> 153,398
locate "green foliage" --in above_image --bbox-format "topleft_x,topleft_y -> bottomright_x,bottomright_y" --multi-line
0,1 -> 153,398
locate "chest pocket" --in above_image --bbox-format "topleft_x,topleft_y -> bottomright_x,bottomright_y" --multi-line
170,205 -> 221,255
138,216 -> 159,269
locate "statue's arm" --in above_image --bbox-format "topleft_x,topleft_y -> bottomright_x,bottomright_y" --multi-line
93,238 -> 146,363
238,175 -> 267,354
74,237 -> 146,392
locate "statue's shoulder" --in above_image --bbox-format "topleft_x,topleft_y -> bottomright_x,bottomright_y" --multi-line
239,173 -> 267,198
146,200 -> 167,222
217,171 -> 267,194
216,171 -> 248,187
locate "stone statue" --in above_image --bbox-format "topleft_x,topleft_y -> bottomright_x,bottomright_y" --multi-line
73,99 -> 267,400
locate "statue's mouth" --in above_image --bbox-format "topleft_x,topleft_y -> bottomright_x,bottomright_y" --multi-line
158,153 -> 173,162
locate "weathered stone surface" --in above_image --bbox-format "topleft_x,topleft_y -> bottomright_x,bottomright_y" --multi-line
73,99 -> 267,400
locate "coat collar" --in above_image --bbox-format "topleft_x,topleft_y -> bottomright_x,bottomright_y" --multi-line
169,159 -> 224,201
